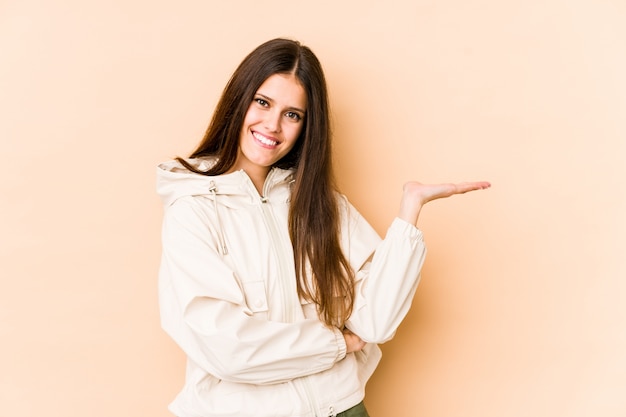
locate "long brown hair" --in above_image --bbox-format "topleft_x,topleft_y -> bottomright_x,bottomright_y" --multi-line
179,38 -> 354,327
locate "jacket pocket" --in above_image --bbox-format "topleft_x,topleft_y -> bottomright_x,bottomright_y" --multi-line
242,281 -> 268,314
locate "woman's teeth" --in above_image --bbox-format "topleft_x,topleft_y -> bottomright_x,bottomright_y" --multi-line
253,132 -> 278,146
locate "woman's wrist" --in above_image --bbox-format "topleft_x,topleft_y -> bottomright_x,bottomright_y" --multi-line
397,184 -> 424,226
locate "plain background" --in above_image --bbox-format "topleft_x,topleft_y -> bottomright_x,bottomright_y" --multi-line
1,1 -> 625,416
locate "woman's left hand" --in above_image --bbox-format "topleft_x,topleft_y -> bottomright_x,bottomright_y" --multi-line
397,180 -> 491,225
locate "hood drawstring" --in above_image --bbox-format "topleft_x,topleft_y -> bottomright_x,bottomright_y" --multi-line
208,181 -> 228,256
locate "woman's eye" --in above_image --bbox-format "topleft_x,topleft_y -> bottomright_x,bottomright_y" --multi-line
254,98 -> 268,107
285,112 -> 301,121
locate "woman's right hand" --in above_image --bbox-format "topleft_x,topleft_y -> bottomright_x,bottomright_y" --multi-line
343,328 -> 366,353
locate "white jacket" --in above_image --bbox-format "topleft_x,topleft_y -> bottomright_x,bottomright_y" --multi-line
157,159 -> 426,417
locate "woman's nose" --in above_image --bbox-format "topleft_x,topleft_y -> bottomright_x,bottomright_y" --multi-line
265,110 -> 281,133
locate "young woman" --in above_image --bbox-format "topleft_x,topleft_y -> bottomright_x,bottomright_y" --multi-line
157,38 -> 490,417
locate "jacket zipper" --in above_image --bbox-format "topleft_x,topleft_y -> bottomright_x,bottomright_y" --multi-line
256,171 -> 326,417
259,171 -> 298,323
302,376 -> 324,417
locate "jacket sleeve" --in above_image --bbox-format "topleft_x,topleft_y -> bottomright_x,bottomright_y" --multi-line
340,198 -> 427,344
158,197 -> 347,385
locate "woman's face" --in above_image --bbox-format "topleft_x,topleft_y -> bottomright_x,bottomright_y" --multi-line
234,73 -> 307,178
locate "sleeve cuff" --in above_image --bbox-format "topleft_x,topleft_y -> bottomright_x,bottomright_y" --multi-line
390,217 -> 424,241
333,327 -> 347,360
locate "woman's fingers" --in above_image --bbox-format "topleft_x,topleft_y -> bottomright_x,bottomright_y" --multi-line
398,180 -> 491,225
404,181 -> 491,204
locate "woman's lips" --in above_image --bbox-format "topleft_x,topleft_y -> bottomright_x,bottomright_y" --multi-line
253,131 -> 279,147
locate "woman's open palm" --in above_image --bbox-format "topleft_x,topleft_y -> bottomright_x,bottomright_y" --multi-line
398,180 -> 491,225
404,181 -> 491,205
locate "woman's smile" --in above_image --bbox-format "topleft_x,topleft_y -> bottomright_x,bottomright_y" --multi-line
252,131 -> 280,147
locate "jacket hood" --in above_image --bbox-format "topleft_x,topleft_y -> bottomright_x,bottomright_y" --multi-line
156,158 -> 295,207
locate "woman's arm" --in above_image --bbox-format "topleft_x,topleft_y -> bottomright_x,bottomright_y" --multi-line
343,181 -> 490,344
159,197 -> 347,385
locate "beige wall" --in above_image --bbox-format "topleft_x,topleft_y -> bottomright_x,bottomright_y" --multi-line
1,1 -> 624,416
